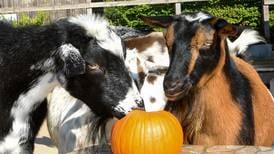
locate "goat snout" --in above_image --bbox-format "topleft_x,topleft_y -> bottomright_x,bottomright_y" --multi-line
135,98 -> 144,108
164,76 -> 193,101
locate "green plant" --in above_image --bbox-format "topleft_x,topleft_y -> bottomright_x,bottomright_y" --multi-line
13,11 -> 49,27
181,0 -> 261,29
105,0 -> 262,30
105,4 -> 174,28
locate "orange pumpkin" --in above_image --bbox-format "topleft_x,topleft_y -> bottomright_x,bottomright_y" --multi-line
111,110 -> 183,154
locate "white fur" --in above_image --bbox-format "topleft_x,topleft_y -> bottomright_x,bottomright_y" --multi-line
125,48 -> 140,81
69,15 -> 124,59
47,86 -> 115,154
59,43 -> 80,59
47,32 -> 169,152
30,58 -> 55,71
267,89 -> 274,101
124,32 -> 169,112
185,12 -> 211,22
0,73 -> 59,153
227,29 -> 266,55
139,41 -> 170,69
141,74 -> 167,112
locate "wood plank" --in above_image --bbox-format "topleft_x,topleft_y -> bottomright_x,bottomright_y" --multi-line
262,4 -> 271,42
0,0 -> 208,14
175,2 -> 181,15
264,0 -> 274,5
69,145 -> 274,154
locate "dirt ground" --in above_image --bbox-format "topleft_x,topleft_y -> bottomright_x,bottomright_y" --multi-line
34,120 -> 58,154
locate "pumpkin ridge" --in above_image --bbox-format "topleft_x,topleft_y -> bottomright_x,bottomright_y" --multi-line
116,113 -> 131,154
111,110 -> 183,154
167,112 -> 183,153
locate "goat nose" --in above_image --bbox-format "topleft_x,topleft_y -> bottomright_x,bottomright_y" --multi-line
135,99 -> 145,108
164,80 -> 181,91
136,99 -> 144,108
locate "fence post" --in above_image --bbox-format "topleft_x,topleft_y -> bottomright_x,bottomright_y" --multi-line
86,0 -> 92,14
175,3 -> 181,15
262,0 -> 271,42
91,0 -> 104,15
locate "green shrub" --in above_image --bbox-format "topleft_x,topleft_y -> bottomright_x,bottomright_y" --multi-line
13,11 -> 49,27
105,4 -> 174,28
105,0 -> 262,30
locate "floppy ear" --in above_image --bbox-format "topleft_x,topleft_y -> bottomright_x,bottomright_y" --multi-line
141,16 -> 175,28
211,18 -> 238,37
58,43 -> 86,78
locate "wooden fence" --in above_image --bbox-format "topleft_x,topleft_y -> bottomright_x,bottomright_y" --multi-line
0,0 -> 208,21
0,0 -> 272,43
262,0 -> 274,42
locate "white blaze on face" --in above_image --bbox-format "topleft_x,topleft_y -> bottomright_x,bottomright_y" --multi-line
114,81 -> 143,115
69,14 -> 124,59
185,12 -> 212,22
0,73 -> 59,153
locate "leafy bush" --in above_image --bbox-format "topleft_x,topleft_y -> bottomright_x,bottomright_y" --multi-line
182,2 -> 260,29
270,9 -> 274,42
104,0 -> 266,30
105,4 -> 174,28
13,11 -> 49,27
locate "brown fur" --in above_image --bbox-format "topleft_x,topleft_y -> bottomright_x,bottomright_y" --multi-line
142,13 -> 274,147
147,74 -> 157,84
234,56 -> 274,145
172,38 -> 274,146
173,44 -> 243,144
165,24 -> 175,51
125,32 -> 166,53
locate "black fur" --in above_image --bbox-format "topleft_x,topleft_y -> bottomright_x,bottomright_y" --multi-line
0,20 -> 86,153
223,46 -> 254,145
164,16 -> 220,99
0,15 -> 138,153
162,12 -> 255,144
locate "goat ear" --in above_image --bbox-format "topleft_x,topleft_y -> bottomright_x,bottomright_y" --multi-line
58,44 -> 86,78
211,18 -> 238,37
141,16 -> 175,28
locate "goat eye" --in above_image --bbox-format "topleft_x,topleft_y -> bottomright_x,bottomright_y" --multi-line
200,41 -> 212,50
88,64 -> 104,74
89,64 -> 100,70
204,42 -> 212,47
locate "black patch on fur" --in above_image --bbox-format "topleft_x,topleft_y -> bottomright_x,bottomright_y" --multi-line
150,97 -> 156,103
223,45 -> 254,145
147,56 -> 154,62
148,67 -> 168,75
147,74 -> 157,84
138,71 -> 146,88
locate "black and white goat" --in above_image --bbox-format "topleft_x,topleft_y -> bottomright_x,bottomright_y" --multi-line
0,14 -> 142,154
143,11 -> 274,146
47,31 -> 169,153
46,26 -> 266,152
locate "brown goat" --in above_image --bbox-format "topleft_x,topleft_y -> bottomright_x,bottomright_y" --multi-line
143,12 -> 274,146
